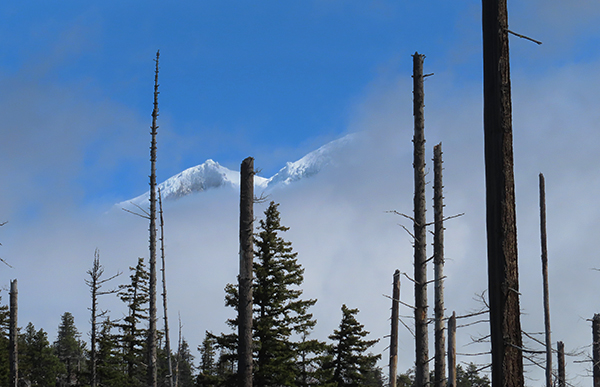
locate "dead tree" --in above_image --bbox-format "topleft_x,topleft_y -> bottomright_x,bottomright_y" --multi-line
148,50 -> 160,387
390,270 -> 400,387
9,279 -> 17,387
447,312 -> 456,387
85,249 -> 120,387
594,314 -> 600,387
412,51 -> 430,387
557,341 -> 565,387
175,314 -> 183,387
239,157 -> 254,387
482,0 -> 524,386
433,143 -> 446,387
159,189 -> 174,387
539,173 -> 552,387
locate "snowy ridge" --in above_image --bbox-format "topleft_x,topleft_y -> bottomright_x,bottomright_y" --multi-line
123,134 -> 353,205
267,134 -> 354,187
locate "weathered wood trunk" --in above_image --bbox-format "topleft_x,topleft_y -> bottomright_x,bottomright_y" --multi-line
557,341 -> 565,387
148,50 -> 160,387
390,270 -> 400,387
412,52 -> 429,387
447,312 -> 456,387
9,279 -> 17,387
482,1 -> 524,386
90,252 -> 98,387
539,173 -> 552,387
594,315 -> 600,387
159,189 -> 174,387
239,157 -> 254,387
433,143 -> 446,387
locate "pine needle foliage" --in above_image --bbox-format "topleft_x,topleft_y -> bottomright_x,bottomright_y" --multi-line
253,201 -> 321,387
323,304 -> 381,387
218,201 -> 323,387
117,257 -> 150,386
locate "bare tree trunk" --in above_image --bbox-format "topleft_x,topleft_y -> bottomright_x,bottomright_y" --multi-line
539,173 -> 552,387
390,270 -> 400,387
412,52 -> 430,387
175,314 -> 182,387
557,341 -> 565,387
148,50 -> 160,387
159,189 -> 174,387
594,315 -> 600,387
447,312 -> 456,387
86,249 -> 120,387
482,1 -> 524,386
239,157 -> 254,387
433,143 -> 446,387
89,252 -> 99,387
9,279 -> 17,387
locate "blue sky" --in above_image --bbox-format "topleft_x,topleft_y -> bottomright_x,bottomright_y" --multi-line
3,1 -> 600,382
0,1 -> 520,210
2,1 -> 599,216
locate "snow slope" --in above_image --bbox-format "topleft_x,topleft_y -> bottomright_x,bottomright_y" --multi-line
123,134 -> 354,206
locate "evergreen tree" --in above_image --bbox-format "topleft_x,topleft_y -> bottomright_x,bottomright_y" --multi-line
397,364 -> 490,387
196,331 -> 219,387
19,322 -> 63,386
0,293 -> 10,386
296,330 -> 328,387
456,363 -> 490,387
96,318 -> 126,387
54,312 -> 85,386
323,304 -> 381,387
117,257 -> 150,387
217,202 -> 323,387
396,369 -> 414,387
174,338 -> 195,387
252,201 -> 321,387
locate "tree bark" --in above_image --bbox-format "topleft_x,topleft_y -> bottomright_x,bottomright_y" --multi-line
482,1 -> 524,386
412,52 -> 429,387
390,270 -> 400,387
86,250 -> 119,387
539,173 -> 552,387
557,341 -> 565,387
239,157 -> 254,387
148,50 -> 160,387
594,315 -> 600,387
447,312 -> 456,387
90,252 -> 98,387
433,143 -> 446,387
9,279 -> 17,387
159,189 -> 174,387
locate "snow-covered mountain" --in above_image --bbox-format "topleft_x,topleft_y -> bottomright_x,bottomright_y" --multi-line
124,134 -> 354,205
266,134 -> 354,187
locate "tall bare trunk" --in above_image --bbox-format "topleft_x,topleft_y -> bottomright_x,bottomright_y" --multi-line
594,315 -> 600,387
433,143 -> 446,387
557,341 -> 565,387
90,252 -> 98,387
86,249 -> 120,387
389,270 -> 400,387
539,173 -> 552,387
148,50 -> 160,387
175,315 -> 182,387
239,157 -> 254,387
447,312 -> 456,387
412,52 -> 429,387
482,0 -> 524,386
159,189 -> 174,387
9,279 -> 17,387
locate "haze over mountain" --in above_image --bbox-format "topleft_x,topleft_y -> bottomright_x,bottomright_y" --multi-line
125,134 -> 355,205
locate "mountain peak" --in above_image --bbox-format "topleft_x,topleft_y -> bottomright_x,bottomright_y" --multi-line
122,134 -> 354,206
